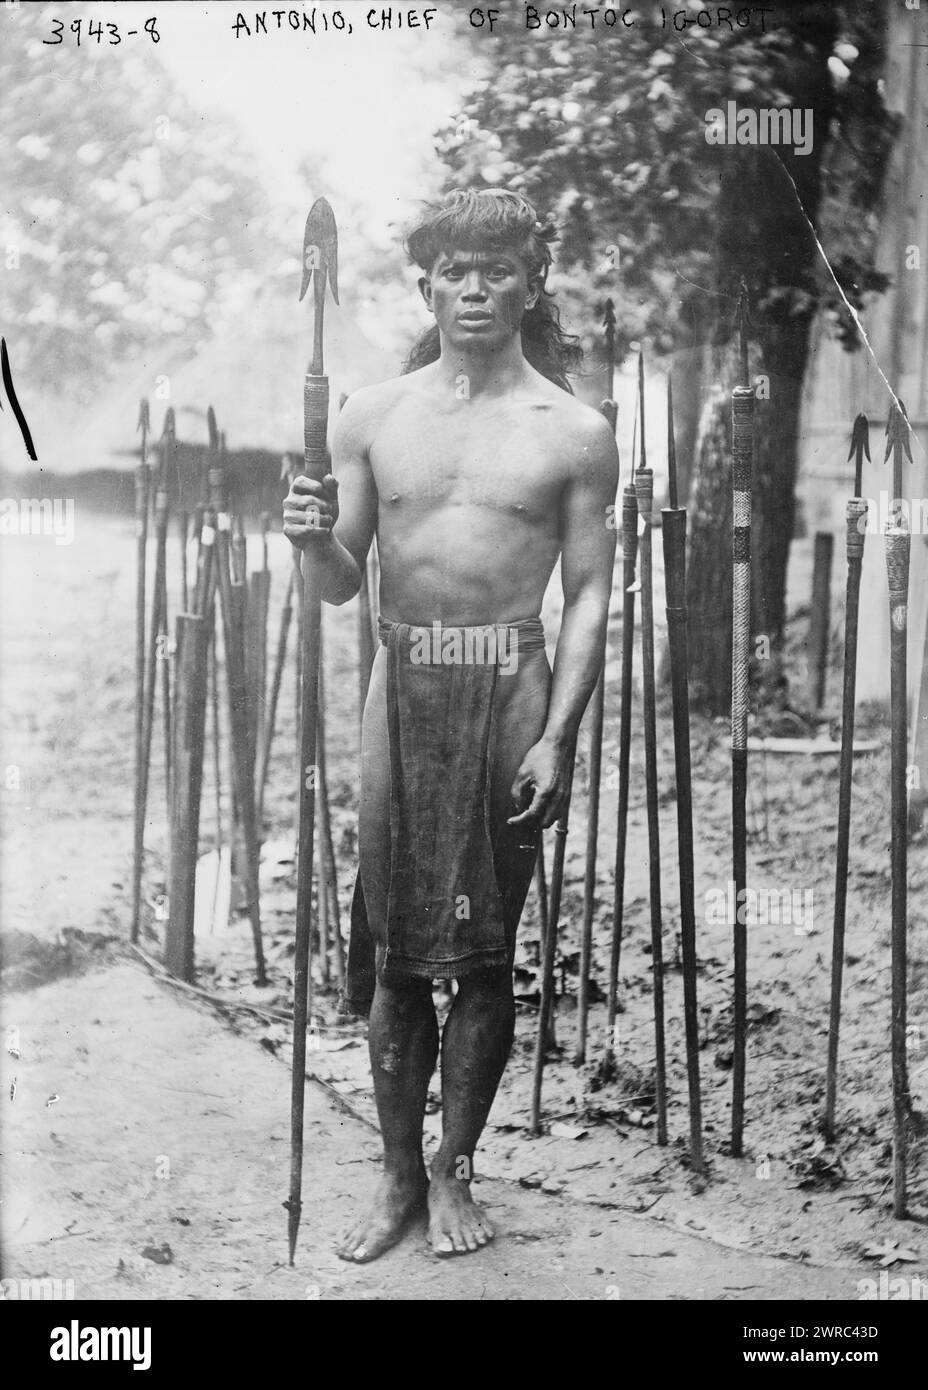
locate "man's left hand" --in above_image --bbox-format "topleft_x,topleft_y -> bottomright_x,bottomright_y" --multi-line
508,738 -> 572,830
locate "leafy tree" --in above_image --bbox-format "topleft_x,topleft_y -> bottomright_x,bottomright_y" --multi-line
0,2 -> 266,401
435,1 -> 896,710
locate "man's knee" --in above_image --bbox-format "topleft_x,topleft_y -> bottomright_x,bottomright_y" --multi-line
454,966 -> 514,1010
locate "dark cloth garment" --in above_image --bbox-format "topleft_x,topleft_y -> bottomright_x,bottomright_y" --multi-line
340,616 -> 546,1017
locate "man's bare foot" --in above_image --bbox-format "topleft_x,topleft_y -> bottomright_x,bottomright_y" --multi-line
428,1174 -> 494,1256
336,1172 -> 428,1263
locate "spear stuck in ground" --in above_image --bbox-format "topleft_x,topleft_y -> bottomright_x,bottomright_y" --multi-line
730,282 -> 755,1157
823,414 -> 870,1143
661,376 -> 704,1174
575,301 -> 616,1064
287,196 -> 339,1264
605,384 -> 640,1063
884,399 -> 913,1218
531,754 -> 577,1136
131,400 -> 152,943
134,409 -> 173,939
159,411 -> 176,827
209,437 -> 266,986
257,566 -> 294,831
635,349 -> 668,1144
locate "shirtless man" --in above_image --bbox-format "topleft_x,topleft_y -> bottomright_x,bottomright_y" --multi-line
283,188 -> 618,1261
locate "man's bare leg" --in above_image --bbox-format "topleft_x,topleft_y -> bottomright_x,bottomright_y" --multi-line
337,975 -> 437,1262
428,967 -> 515,1254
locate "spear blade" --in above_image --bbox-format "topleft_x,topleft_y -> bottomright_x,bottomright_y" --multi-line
848,413 -> 870,497
299,197 -> 339,306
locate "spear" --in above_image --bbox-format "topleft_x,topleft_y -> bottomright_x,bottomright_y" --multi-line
130,400 -> 152,943
530,754 -> 576,1135
136,411 -> 171,935
575,301 -> 616,1064
730,281 -> 754,1157
661,376 -> 704,1173
160,411 -> 175,827
606,378 -> 640,1059
286,197 -> 339,1264
823,414 -> 870,1142
884,399 -> 912,1218
209,430 -> 266,984
635,349 -> 667,1144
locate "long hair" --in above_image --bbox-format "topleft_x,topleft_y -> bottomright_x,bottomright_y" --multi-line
401,188 -> 582,393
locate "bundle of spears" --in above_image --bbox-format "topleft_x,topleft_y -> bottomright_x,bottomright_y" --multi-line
129,390 -> 351,1000
528,294 -> 915,1217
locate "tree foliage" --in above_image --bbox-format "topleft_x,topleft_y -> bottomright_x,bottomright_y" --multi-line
435,3 -> 896,371
0,2 -> 266,397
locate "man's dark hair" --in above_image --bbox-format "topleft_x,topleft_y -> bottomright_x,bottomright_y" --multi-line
401,188 -> 582,392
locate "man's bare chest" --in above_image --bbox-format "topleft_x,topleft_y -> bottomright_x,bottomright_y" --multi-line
369,409 -> 566,520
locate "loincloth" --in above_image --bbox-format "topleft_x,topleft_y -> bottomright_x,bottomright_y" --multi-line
341,615 -> 546,1016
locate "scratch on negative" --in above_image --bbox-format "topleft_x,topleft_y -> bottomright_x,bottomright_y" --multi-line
770,150 -> 923,460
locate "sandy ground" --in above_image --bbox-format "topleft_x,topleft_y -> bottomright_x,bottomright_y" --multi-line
1,511 -> 926,1300
2,961 -> 866,1301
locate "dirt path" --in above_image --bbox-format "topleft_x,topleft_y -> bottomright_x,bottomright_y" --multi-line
2,961 -> 867,1301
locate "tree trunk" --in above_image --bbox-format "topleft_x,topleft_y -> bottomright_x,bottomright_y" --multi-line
686,383 -> 733,715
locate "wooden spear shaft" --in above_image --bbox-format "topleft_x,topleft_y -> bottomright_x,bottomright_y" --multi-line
530,754 -> 576,1135
256,569 -> 293,831
884,400 -> 913,1218
575,306 -> 617,1064
824,415 -> 869,1141
606,431 -> 639,1053
636,442 -> 668,1145
288,196 -> 339,1265
730,378 -> 755,1157
661,376 -> 704,1174
131,400 -> 151,943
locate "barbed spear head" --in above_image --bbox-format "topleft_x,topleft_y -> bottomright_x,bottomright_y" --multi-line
848,413 -> 870,464
299,197 -> 339,307
884,399 -> 913,465
848,412 -> 870,497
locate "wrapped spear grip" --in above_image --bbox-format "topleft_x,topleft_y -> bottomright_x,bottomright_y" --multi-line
304,375 -> 330,482
208,466 -> 228,516
885,525 -> 911,623
622,485 -> 639,563
635,467 -> 654,523
846,498 -> 868,561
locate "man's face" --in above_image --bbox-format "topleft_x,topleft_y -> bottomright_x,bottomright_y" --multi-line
420,247 -> 540,351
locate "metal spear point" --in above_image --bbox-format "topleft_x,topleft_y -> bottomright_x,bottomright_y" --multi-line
288,197 -> 339,1265
824,414 -> 870,1142
884,398 -> 913,524
850,411 -> 871,498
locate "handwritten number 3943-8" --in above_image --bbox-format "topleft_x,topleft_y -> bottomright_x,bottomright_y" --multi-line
43,17 -> 160,45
